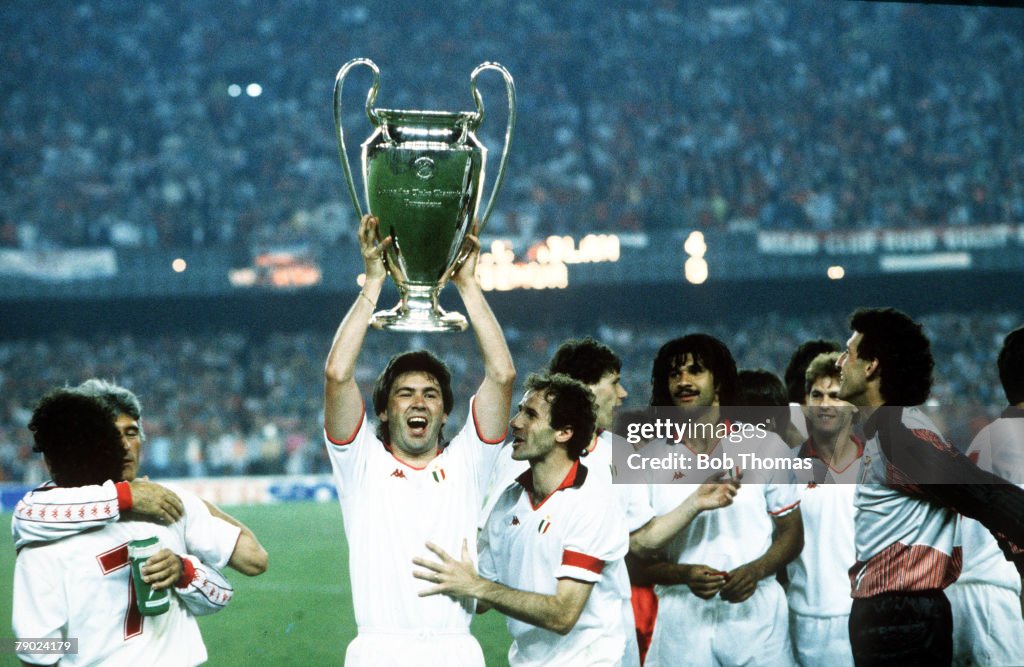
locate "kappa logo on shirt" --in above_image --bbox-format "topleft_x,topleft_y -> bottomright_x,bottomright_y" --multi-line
510,516 -> 520,526
390,469 -> 407,479
672,471 -> 685,480
806,482 -> 818,489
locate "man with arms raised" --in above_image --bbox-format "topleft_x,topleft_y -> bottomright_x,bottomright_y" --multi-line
414,373 -> 628,666
323,214 -> 515,665
838,307 -> 1024,665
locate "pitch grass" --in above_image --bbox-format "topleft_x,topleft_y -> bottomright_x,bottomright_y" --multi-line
1,503 -> 513,666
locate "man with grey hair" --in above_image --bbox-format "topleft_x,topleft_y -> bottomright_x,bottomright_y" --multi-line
12,378 -> 268,577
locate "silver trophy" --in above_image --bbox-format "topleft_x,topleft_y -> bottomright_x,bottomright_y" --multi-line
334,58 -> 516,332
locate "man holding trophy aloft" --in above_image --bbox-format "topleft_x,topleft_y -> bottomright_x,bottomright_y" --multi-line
323,59 -> 517,666
323,213 -> 515,665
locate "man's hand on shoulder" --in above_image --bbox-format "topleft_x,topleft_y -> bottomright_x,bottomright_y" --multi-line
127,478 -> 185,524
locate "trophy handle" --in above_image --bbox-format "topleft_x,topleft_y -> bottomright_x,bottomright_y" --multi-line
470,62 -> 516,233
333,58 -> 382,219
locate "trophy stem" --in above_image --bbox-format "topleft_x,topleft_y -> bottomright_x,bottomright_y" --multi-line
370,284 -> 468,332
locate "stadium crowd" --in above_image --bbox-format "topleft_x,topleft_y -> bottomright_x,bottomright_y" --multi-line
3,1 -> 1023,251
0,308 -> 1016,484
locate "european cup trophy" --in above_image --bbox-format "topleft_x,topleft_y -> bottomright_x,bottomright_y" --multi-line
333,58 -> 516,331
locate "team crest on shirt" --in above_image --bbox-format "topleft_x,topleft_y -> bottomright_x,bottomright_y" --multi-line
428,461 -> 447,483
537,516 -> 552,534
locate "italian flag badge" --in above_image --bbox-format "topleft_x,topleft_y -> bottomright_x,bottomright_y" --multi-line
432,468 -> 446,483
537,516 -> 552,534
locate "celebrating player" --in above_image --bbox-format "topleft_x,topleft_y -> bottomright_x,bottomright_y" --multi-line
414,372 -> 629,666
839,308 -> 1024,665
13,389 -> 237,666
11,379 -> 268,578
786,351 -> 862,667
323,214 -> 515,666
634,334 -> 802,667
948,325 -> 1024,666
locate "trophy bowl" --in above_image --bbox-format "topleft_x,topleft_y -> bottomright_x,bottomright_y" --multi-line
334,59 -> 515,332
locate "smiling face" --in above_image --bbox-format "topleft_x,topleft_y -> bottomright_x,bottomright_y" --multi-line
802,375 -> 853,439
667,354 -> 718,409
589,370 -> 627,431
379,371 -> 448,459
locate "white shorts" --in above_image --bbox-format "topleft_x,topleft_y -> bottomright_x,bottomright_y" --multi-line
345,630 -> 485,667
788,612 -> 853,667
647,581 -> 796,667
948,581 -> 1024,667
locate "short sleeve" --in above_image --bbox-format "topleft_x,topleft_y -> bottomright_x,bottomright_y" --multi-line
168,487 -> 242,570
556,485 -> 628,583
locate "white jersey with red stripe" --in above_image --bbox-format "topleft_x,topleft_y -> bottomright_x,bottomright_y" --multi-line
483,430 -> 654,532
13,489 -> 237,666
851,407 -> 962,597
640,428 -> 802,573
481,429 -> 644,667
479,459 -> 629,667
325,396 -> 502,636
639,428 -> 801,667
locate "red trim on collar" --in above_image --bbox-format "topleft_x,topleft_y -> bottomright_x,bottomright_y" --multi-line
382,442 -> 444,471
517,460 -> 583,511
803,434 -> 865,475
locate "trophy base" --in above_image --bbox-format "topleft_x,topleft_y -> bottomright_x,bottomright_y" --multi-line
370,284 -> 468,331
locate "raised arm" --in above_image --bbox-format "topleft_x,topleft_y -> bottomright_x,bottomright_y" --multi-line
324,214 -> 392,442
449,229 -> 515,442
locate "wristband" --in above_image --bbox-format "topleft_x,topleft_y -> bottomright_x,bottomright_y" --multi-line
115,481 -> 133,512
175,555 -> 198,588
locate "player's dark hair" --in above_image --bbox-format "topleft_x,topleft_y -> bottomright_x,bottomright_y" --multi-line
785,339 -> 840,404
849,307 -> 933,406
525,372 -> 596,460
548,337 -> 621,386
998,325 -> 1024,405
29,388 -> 125,487
649,334 -> 738,407
804,352 -> 842,397
372,350 -> 453,443
734,368 -> 791,435
76,378 -> 145,440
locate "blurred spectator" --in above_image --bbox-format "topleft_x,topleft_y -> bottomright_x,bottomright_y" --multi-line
0,308 -> 1014,481
2,1 -> 1022,251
